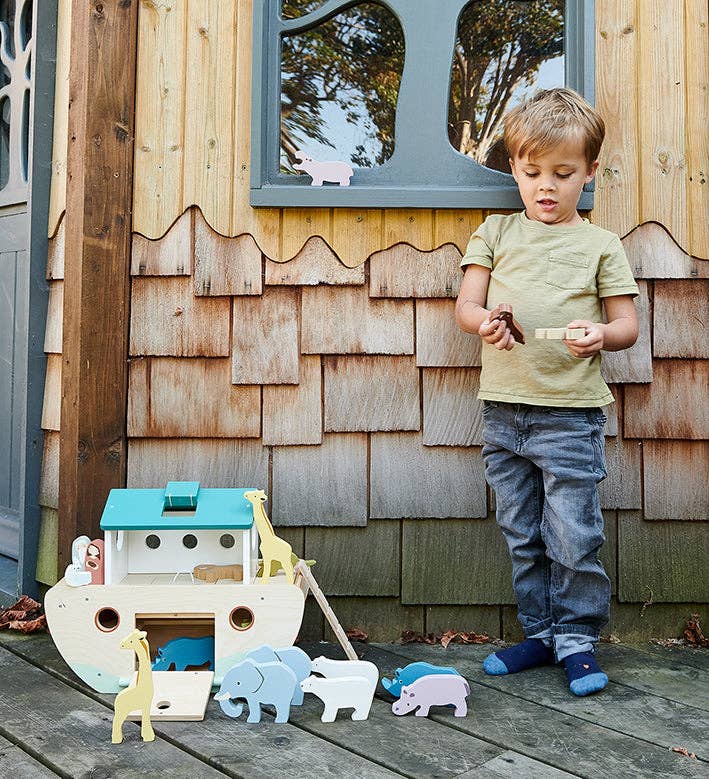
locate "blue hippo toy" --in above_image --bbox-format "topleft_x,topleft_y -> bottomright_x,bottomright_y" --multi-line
381,661 -> 460,698
244,644 -> 312,705
151,636 -> 214,671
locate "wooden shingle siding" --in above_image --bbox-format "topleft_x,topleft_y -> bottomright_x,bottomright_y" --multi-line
232,287 -> 300,384
622,222 -> 708,279
598,437 -> 642,510
370,433 -> 486,519
433,210 -> 484,250
330,210 -> 383,267
401,517 -> 514,605
624,360 -> 709,439
601,281 -> 652,383
425,605 -> 501,636
39,432 -> 59,510
653,280 -> 709,358
131,210 -> 192,276
642,441 -> 709,520
603,386 -> 619,437
384,210 -> 434,253
301,286 -> 414,355
422,368 -> 483,446
601,511 -> 618,596
265,237 -> 364,286
304,523 -> 400,597
46,217 -> 64,280
416,299 -> 482,367
262,355 -> 322,445
127,358 -> 260,438
127,438 -> 269,489
40,354 -> 61,432
43,282 -> 63,354
282,208 -> 332,260
369,244 -> 462,298
271,434 -> 368,526
618,511 -> 709,602
323,356 -> 420,433
194,209 -> 262,296
130,276 -> 230,356
325,597 -> 424,643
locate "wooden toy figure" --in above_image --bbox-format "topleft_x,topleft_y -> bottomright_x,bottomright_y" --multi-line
293,151 -> 353,186
391,673 -> 470,718
300,674 -> 375,722
112,630 -> 155,744
489,303 -> 526,344
244,490 -> 295,584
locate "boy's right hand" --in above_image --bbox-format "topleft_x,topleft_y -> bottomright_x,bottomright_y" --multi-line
479,316 -> 516,350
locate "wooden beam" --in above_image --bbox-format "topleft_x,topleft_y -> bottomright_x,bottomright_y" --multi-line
58,1 -> 138,571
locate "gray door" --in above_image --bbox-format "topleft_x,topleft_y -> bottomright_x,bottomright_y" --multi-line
0,0 -> 33,561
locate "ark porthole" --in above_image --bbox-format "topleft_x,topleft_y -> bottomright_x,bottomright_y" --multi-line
220,533 -> 235,549
95,607 -> 120,632
145,534 -> 161,549
229,606 -> 254,631
182,533 -> 198,549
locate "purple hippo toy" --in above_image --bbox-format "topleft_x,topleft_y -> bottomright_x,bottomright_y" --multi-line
391,673 -> 470,718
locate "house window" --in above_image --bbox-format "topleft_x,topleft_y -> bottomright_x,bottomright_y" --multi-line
251,0 -> 594,208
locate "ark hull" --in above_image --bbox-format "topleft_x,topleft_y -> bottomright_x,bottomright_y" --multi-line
45,578 -> 305,693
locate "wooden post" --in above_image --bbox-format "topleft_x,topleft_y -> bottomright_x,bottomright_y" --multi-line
58,1 -> 139,572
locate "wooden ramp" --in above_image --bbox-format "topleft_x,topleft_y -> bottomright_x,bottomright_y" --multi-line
0,631 -> 706,778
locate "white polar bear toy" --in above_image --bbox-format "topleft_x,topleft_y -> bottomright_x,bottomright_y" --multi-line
311,656 -> 379,692
293,151 -> 353,187
300,675 -> 375,722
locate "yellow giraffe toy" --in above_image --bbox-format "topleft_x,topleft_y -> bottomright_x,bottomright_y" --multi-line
112,629 -> 155,744
244,489 -> 295,584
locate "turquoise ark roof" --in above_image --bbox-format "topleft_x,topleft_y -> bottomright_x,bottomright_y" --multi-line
100,483 -> 257,531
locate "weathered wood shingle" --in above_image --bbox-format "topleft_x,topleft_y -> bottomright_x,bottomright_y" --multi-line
41,354 -> 61,432
599,437 -> 642,510
272,434 -> 368,526
128,357 -> 260,437
131,209 -> 192,276
43,282 -> 63,354
370,433 -> 487,518
263,355 -> 322,445
643,441 -> 709,520
324,356 -> 419,432
622,222 -> 708,279
416,299 -> 481,367
422,368 -> 483,446
232,287 -> 300,384
653,280 -> 709,358
369,243 -> 462,298
301,285 -> 413,355
601,281 -> 653,383
265,237 -> 364,286
130,276 -> 230,356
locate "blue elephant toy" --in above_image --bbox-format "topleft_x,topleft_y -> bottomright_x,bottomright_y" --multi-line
214,658 -> 297,723
381,661 -> 461,698
151,636 -> 214,671
244,644 -> 311,705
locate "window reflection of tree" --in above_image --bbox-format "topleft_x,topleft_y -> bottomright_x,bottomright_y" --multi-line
280,1 -> 404,172
448,0 -> 564,173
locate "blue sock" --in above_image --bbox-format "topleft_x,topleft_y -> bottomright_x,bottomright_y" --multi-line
564,652 -> 608,696
482,638 -> 554,675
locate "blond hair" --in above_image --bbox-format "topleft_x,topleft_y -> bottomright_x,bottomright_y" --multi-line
503,87 -> 605,165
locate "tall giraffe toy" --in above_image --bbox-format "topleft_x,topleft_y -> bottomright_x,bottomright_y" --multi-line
112,629 -> 155,744
244,490 -> 295,584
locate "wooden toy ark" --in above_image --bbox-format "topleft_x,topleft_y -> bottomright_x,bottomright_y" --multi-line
44,483 -> 306,697
381,661 -> 461,697
112,629 -> 155,744
391,674 -> 470,718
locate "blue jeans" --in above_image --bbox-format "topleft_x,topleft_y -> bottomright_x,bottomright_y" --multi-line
482,401 -> 610,661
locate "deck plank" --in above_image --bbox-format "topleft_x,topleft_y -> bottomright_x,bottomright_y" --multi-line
0,634 -> 403,779
360,644 -> 708,778
388,643 -> 709,759
457,751 -> 579,778
0,734 -> 59,777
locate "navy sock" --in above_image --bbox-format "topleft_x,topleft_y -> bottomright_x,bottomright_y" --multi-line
482,638 -> 554,675
564,651 -> 608,696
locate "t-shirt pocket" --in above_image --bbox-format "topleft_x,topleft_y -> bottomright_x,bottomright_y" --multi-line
545,253 -> 590,291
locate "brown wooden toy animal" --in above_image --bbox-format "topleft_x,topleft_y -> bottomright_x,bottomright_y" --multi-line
489,303 -> 526,344
193,563 -> 243,583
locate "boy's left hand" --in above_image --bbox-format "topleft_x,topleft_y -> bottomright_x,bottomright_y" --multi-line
563,320 -> 606,358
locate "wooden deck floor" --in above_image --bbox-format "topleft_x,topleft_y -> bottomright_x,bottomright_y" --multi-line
0,631 -> 706,778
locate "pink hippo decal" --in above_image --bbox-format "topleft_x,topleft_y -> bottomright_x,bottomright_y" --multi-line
293,151 -> 353,187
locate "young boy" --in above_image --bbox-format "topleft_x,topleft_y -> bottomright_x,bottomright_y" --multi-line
455,88 -> 639,697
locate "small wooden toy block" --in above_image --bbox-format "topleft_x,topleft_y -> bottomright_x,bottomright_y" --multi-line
300,674 -> 375,722
244,489 -> 295,584
192,563 -> 243,583
391,673 -> 470,718
163,481 -> 200,510
112,629 -> 155,743
489,303 -> 526,344
293,150 -> 353,186
311,656 -> 379,692
381,661 -> 461,698
214,658 -> 297,723
151,636 -> 215,671
534,327 -> 586,340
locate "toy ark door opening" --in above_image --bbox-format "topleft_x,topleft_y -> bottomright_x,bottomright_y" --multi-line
135,614 -> 215,672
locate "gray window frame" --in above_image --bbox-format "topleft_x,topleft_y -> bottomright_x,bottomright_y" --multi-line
251,0 -> 595,209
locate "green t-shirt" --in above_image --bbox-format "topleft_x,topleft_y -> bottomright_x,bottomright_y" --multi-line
461,211 -> 639,407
